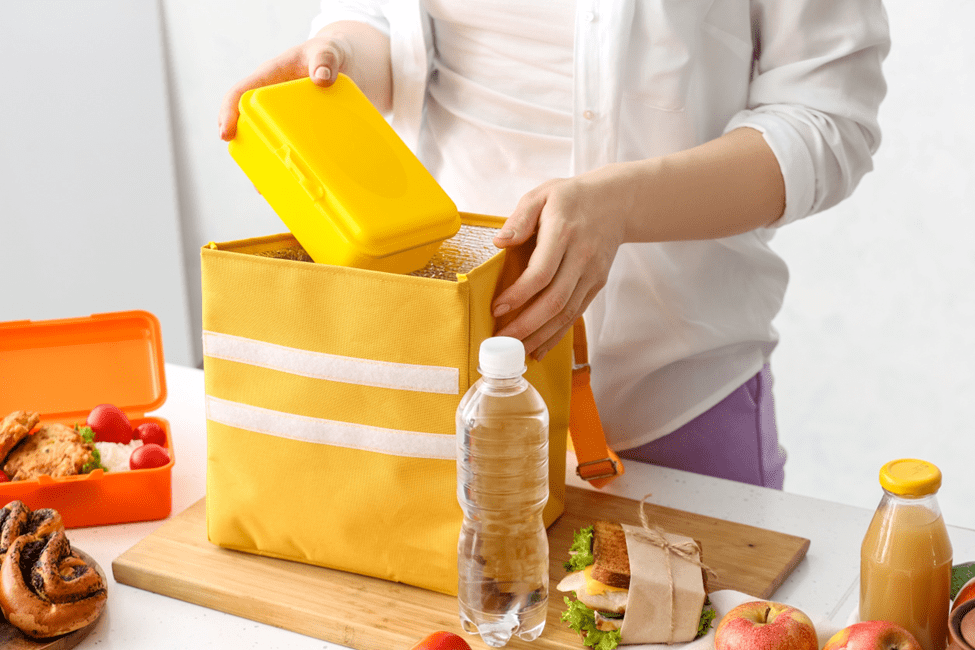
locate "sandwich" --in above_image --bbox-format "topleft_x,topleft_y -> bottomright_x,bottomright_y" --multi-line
558,521 -> 716,649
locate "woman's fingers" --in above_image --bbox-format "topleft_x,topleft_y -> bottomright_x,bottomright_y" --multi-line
306,35 -> 348,86
492,173 -> 624,355
494,199 -> 595,351
496,240 -> 599,355
497,250 -> 600,357
492,184 -> 548,248
218,82 -> 248,141
492,185 -> 566,318
494,227 -> 567,320
219,48 -> 303,140
219,37 -> 348,141
529,284 -> 602,360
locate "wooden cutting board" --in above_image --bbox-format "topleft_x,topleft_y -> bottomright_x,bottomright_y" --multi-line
112,486 -> 809,650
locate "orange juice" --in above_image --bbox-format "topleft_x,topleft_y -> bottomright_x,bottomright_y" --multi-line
860,460 -> 952,650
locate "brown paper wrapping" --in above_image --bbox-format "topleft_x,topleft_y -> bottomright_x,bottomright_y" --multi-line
618,523 -> 706,644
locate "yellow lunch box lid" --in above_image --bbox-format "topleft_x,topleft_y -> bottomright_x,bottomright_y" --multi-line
228,75 -> 460,272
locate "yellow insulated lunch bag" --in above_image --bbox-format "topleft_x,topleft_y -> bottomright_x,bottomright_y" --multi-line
201,214 -> 592,595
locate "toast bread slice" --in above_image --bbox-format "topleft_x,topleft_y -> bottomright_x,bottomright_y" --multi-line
588,522 -> 710,594
590,521 -> 631,589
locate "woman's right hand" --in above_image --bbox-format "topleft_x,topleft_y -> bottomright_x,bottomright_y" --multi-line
218,34 -> 351,141
218,22 -> 391,141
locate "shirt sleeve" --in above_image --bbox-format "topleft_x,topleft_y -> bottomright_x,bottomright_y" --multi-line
724,0 -> 891,226
309,0 -> 390,40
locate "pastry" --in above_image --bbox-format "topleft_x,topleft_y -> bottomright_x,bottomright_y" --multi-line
0,529 -> 107,638
0,501 -> 63,560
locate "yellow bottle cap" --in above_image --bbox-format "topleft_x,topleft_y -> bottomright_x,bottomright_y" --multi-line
879,459 -> 942,496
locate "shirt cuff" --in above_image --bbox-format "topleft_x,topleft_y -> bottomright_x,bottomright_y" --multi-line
724,111 -> 817,228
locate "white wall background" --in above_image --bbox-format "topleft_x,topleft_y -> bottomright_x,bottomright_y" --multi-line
4,1 -> 973,531
0,1 -> 194,366
159,0 -> 318,366
768,0 -> 975,530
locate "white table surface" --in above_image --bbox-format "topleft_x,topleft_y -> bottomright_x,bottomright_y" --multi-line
62,363 -> 975,649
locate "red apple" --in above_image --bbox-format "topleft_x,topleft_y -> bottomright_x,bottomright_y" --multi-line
822,621 -> 921,650
409,632 -> 472,650
715,601 -> 818,650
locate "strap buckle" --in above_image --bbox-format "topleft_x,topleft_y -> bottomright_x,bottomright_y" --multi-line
575,457 -> 620,481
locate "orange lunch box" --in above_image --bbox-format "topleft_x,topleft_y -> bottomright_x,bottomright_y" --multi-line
0,310 -> 173,527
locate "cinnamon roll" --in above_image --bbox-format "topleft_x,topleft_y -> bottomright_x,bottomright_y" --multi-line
0,529 -> 107,638
0,501 -> 63,559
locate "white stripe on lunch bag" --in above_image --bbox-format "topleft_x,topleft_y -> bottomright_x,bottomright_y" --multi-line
202,331 -> 459,394
206,396 -> 456,459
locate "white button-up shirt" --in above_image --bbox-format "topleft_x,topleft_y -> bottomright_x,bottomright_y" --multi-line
310,0 -> 890,449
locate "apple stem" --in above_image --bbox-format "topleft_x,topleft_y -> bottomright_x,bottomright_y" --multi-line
763,606 -> 771,624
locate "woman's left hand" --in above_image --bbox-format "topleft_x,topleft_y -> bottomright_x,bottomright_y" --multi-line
491,128 -> 787,359
491,166 -> 630,359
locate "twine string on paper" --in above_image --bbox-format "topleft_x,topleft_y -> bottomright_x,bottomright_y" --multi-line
634,493 -> 719,643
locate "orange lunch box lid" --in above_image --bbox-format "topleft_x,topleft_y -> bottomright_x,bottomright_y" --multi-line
235,75 -> 460,260
0,310 -> 166,422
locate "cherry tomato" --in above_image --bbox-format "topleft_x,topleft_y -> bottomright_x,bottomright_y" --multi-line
409,632 -> 472,650
87,403 -> 132,443
134,422 -> 167,447
129,443 -> 171,470
0,471 -> 8,483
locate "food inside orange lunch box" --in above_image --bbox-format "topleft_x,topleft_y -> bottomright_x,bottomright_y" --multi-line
0,310 -> 174,528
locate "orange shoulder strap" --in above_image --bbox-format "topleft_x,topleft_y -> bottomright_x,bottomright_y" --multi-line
569,318 -> 623,488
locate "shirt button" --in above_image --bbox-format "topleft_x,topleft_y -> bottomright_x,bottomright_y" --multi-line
583,110 -> 595,120
584,11 -> 597,22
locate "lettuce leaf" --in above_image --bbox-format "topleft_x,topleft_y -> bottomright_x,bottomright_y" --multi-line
564,525 -> 595,571
952,562 -> 975,600
76,425 -> 96,444
696,597 -> 717,639
76,424 -> 106,473
562,597 -> 622,650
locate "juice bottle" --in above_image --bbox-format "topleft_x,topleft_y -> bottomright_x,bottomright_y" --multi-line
861,459 -> 952,650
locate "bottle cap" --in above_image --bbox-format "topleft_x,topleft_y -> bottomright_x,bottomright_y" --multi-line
880,459 -> 942,496
478,336 -> 526,378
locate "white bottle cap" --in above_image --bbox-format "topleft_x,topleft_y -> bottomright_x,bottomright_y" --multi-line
478,336 -> 526,378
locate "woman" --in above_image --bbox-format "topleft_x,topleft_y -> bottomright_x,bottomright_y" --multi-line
219,0 -> 890,489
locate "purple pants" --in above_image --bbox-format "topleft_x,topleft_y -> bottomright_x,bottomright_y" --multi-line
617,364 -> 786,489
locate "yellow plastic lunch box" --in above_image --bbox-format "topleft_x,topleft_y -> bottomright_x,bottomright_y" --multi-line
228,75 -> 461,274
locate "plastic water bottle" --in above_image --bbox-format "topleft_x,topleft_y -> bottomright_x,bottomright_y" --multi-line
456,336 -> 549,647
